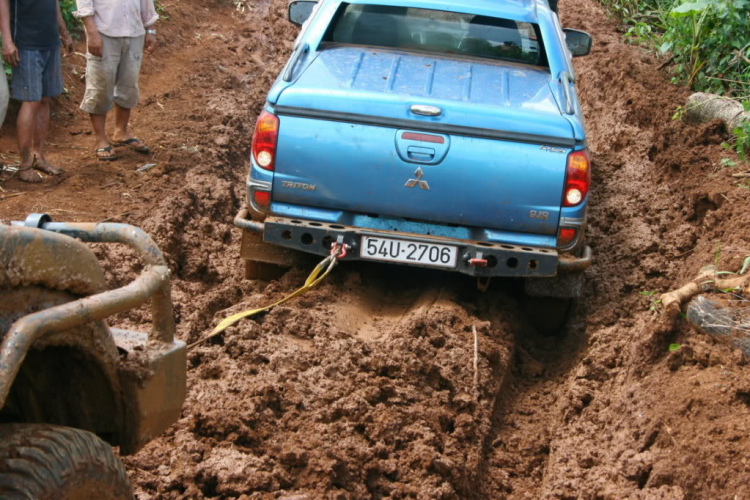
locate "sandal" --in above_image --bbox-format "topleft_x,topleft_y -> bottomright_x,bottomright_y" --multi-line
96,146 -> 119,161
113,137 -> 150,154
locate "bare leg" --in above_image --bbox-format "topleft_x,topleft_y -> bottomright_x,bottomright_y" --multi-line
17,101 -> 39,168
33,97 -> 62,175
17,101 -> 44,183
112,103 -> 131,142
88,112 -> 119,160
90,113 -> 110,149
112,103 -> 148,152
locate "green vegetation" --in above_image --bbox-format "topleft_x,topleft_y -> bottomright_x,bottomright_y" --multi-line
639,290 -> 663,313
602,0 -> 750,96
59,0 -> 80,35
155,1 -> 171,20
732,116 -> 750,163
600,0 -> 750,162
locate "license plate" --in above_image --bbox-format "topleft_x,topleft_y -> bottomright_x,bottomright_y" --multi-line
360,236 -> 457,268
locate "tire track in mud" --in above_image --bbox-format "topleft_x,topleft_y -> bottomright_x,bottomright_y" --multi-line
478,1 -> 750,499
476,0 -> 687,494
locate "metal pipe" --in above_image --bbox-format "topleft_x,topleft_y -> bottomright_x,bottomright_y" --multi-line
11,216 -> 175,343
234,207 -> 265,233
558,245 -> 592,272
14,218 -> 167,267
0,266 -> 169,407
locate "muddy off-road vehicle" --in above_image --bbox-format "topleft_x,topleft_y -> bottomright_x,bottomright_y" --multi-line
0,214 -> 186,499
236,0 -> 592,331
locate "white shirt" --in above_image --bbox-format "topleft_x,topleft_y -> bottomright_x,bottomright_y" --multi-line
74,0 -> 158,38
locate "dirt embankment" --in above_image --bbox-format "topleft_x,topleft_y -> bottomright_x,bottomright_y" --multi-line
3,0 -> 750,498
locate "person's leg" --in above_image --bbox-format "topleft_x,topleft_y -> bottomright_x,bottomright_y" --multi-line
80,34 -> 120,160
89,112 -> 110,151
11,50 -> 45,182
30,97 -> 63,175
111,35 -> 148,152
16,101 -> 44,182
0,61 -> 9,128
112,103 -> 131,142
33,49 -> 64,174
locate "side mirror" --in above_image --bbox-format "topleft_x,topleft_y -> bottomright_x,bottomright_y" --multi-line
288,0 -> 317,27
563,29 -> 592,57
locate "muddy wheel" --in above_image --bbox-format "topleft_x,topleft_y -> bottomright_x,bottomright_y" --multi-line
520,296 -> 572,336
0,424 -> 133,500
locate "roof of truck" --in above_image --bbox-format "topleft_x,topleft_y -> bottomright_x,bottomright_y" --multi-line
342,0 -> 547,22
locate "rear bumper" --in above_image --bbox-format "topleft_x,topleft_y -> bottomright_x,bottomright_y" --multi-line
235,209 -> 591,278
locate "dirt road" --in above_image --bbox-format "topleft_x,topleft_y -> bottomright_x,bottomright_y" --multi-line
2,0 -> 749,498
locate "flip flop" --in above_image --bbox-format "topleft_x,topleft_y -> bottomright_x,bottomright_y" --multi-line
114,137 -> 150,154
96,146 -> 119,161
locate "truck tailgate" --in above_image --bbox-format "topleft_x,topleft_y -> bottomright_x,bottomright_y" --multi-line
272,115 -> 568,235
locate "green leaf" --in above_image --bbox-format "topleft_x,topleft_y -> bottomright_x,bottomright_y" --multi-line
670,1 -> 710,17
660,41 -> 673,53
669,343 -> 682,352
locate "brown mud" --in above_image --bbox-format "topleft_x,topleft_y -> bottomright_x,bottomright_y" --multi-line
2,0 -> 749,498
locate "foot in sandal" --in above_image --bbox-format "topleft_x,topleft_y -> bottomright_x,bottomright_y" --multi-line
112,137 -> 150,154
96,145 -> 119,161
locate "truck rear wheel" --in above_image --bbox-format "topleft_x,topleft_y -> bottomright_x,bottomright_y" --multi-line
520,296 -> 571,336
0,424 -> 133,500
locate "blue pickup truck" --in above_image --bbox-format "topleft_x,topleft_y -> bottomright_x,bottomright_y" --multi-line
236,0 -> 593,327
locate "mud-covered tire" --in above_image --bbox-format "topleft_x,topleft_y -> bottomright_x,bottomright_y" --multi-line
0,424 -> 133,500
525,271 -> 585,299
520,297 -> 571,336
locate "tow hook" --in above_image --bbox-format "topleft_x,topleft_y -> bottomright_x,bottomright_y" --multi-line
468,252 -> 488,268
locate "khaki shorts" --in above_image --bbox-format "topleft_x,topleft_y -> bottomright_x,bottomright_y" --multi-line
80,34 -> 144,115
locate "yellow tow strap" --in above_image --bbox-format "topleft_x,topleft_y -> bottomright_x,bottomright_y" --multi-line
188,250 -> 342,350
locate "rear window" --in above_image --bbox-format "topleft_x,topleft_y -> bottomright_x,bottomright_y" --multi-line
323,4 -> 546,67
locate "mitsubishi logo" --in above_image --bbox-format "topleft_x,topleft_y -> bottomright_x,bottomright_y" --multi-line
404,167 -> 430,190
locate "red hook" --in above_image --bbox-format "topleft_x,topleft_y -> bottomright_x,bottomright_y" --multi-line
331,242 -> 348,259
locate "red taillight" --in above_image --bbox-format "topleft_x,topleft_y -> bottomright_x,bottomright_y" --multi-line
251,110 -> 279,171
563,149 -> 591,207
253,190 -> 271,208
557,227 -> 577,247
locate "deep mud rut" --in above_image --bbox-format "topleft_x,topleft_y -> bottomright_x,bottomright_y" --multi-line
2,0 -> 750,498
